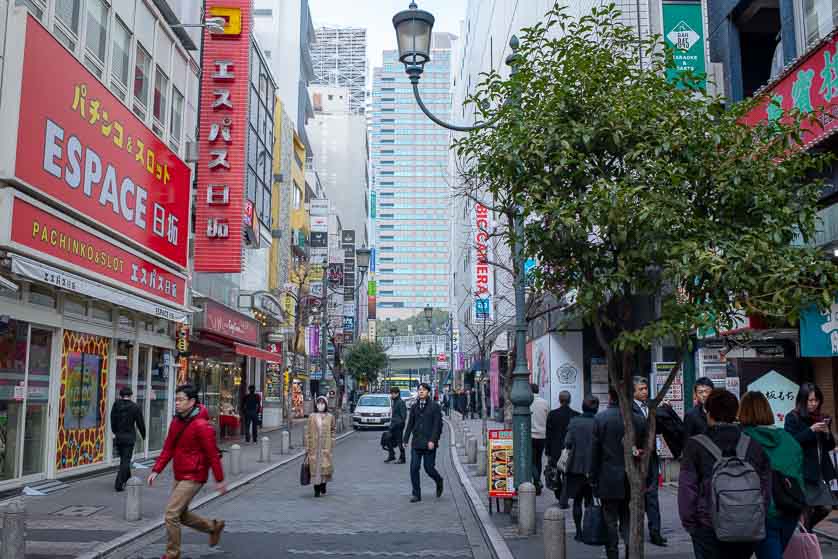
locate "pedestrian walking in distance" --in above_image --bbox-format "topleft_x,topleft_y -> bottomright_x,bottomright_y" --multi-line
529,383 -> 550,496
405,382 -> 443,502
242,384 -> 262,443
739,391 -> 806,559
306,396 -> 336,497
110,386 -> 145,492
632,376 -> 667,547
784,382 -> 837,531
678,389 -> 771,559
386,386 -> 407,463
545,390 -> 579,505
563,395 -> 598,541
149,384 -> 226,559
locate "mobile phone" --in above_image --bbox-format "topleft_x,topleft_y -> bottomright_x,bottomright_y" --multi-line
825,417 -> 832,426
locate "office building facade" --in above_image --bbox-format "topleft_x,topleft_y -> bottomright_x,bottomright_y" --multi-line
311,26 -> 367,114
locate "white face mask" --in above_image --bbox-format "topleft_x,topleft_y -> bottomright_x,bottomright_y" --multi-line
317,403 -> 326,412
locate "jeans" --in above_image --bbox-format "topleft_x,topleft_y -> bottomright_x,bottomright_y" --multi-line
165,480 -> 216,558
244,413 -> 259,443
690,527 -> 757,559
601,498 -> 629,558
114,443 -> 134,491
532,438 -> 545,488
410,447 -> 442,498
755,515 -> 799,559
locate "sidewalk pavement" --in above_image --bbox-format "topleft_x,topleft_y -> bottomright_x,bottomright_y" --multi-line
4,416 -> 332,559
449,414 -> 838,558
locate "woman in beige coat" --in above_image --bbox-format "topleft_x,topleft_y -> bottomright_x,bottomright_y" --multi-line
306,396 -> 336,497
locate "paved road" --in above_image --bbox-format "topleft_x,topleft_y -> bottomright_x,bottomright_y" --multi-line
109,427 -> 492,559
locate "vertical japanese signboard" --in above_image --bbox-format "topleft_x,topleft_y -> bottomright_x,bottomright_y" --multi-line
193,1 -> 251,272
472,203 -> 493,322
488,429 -> 515,498
662,2 -> 706,89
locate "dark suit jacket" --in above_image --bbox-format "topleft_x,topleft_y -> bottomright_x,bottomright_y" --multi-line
405,400 -> 443,450
564,412 -> 596,475
784,410 -> 837,482
545,405 -> 580,459
591,403 -> 644,500
683,404 -> 708,439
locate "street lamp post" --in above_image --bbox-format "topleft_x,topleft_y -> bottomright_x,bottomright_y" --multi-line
393,2 -> 533,490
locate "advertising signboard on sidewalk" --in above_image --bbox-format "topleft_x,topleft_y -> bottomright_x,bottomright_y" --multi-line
488,429 -> 515,498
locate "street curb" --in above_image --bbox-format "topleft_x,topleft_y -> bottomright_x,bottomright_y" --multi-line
445,419 -> 514,559
75,429 -> 357,559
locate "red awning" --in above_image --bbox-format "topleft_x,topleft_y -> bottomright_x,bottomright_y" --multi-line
234,343 -> 281,363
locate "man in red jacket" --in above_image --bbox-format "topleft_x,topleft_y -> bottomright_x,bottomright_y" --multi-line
149,384 -> 226,559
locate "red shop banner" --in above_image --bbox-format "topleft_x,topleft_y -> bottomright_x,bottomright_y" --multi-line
12,15 -> 190,268
742,33 -> 838,149
199,300 -> 260,346
193,0 -> 253,272
8,193 -> 186,306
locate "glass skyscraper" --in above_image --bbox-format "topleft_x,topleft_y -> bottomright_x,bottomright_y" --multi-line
371,33 -> 455,319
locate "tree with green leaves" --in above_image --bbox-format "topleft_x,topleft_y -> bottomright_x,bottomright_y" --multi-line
454,3 -> 838,557
344,340 -> 389,387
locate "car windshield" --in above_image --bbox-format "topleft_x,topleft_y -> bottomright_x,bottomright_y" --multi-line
400,390 -> 412,399
358,395 -> 390,407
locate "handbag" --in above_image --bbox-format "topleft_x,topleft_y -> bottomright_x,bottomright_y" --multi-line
544,462 -> 558,491
557,448 -> 572,473
784,523 -> 823,559
581,498 -> 607,546
300,457 -> 311,486
380,430 -> 392,450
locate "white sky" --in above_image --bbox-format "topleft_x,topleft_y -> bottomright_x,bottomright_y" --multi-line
308,0 -> 466,84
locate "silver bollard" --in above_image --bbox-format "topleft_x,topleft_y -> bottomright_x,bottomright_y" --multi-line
281,430 -> 290,454
466,436 -> 478,464
543,505 -> 566,559
124,476 -> 142,521
0,499 -> 25,559
230,444 -> 242,475
476,444 -> 487,476
518,482 -> 537,536
259,436 -> 271,462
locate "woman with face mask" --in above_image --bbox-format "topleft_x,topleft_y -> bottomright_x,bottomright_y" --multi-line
305,396 -> 336,497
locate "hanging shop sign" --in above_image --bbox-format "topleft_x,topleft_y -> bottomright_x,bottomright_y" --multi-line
800,301 -> 838,357
747,370 -> 798,425
193,0 -> 252,272
662,1 -> 707,89
197,299 -> 259,345
742,33 -> 838,149
472,203 -> 494,322
10,254 -> 187,322
488,429 -> 515,498
5,15 -> 191,269
0,190 -> 186,307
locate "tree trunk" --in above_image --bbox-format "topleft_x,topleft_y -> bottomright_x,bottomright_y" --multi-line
627,473 -> 646,559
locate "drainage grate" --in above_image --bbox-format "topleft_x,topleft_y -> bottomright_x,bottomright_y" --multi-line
52,505 -> 105,517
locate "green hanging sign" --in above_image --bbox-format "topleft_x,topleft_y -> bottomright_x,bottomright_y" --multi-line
662,1 -> 706,89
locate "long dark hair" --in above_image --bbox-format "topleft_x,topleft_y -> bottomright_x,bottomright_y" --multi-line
795,382 -> 824,418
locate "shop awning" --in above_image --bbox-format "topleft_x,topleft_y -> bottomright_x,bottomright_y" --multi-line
234,343 -> 281,363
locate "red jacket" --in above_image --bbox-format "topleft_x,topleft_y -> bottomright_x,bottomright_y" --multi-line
153,405 -> 224,484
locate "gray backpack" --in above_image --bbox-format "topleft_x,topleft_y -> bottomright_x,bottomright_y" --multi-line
693,433 -> 766,543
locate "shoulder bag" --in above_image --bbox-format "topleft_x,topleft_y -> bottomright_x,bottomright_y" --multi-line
300,455 -> 311,486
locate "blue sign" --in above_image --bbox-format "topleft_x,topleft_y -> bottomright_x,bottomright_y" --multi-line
800,302 -> 838,357
343,316 -> 355,331
475,298 -> 491,319
311,371 -> 324,381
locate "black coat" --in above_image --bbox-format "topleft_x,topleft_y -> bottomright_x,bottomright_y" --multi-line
655,403 -> 686,460
683,404 -> 708,439
405,400 -> 443,450
591,403 -> 645,500
564,412 -> 596,475
545,405 -> 580,459
391,398 -> 407,428
110,399 -> 145,446
784,410 -> 837,483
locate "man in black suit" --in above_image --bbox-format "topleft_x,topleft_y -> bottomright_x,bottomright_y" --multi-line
545,390 -> 580,503
404,382 -> 444,502
632,377 -> 667,547
386,386 -> 407,463
683,377 -> 714,438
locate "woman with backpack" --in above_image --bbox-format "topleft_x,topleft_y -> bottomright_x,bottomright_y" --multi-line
784,382 -> 837,531
739,391 -> 806,559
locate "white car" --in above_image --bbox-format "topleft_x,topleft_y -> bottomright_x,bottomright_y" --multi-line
400,389 -> 416,409
352,394 -> 392,430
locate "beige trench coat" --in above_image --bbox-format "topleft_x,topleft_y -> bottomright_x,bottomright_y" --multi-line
305,412 -> 336,484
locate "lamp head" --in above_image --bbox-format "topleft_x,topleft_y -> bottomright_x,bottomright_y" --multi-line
393,2 -> 435,79
423,305 -> 433,324
355,247 -> 371,273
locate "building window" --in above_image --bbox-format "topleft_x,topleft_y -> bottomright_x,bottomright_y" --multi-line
153,66 -> 168,137
293,186 -> 302,209
16,0 -> 46,19
84,0 -> 108,77
170,87 -> 184,151
133,44 -> 152,120
54,0 -> 81,50
110,17 -> 131,101
803,0 -> 838,44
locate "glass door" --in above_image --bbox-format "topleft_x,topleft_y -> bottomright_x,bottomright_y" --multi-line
0,320 -> 28,480
113,341 -> 134,459
21,327 -> 51,476
135,346 -> 150,457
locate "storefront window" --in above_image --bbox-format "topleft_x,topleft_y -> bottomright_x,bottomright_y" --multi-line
0,320 -> 28,480
57,331 -> 108,470
148,348 -> 170,451
22,328 -> 51,476
91,302 -> 112,322
64,294 -> 86,316
135,346 -> 149,455
28,285 -> 54,308
220,361 -> 243,438
190,357 -> 244,439
804,0 -> 838,45
115,341 -> 133,399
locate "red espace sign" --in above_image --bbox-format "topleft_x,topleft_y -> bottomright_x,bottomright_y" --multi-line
193,0 -> 252,272
14,16 -> 190,268
10,195 -> 185,306
200,300 -> 259,345
742,34 -> 838,149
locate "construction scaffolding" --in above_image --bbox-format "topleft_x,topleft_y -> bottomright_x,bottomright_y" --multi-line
312,26 -> 367,115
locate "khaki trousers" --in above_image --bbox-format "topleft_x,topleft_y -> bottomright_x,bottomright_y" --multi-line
165,480 -> 214,558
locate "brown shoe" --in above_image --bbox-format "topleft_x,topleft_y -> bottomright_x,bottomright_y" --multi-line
210,519 -> 225,547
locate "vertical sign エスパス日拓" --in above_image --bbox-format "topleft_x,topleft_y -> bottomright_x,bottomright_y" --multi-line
488,429 -> 515,498
662,2 -> 706,89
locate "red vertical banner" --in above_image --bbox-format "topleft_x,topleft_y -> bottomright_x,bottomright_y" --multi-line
193,1 -> 252,272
